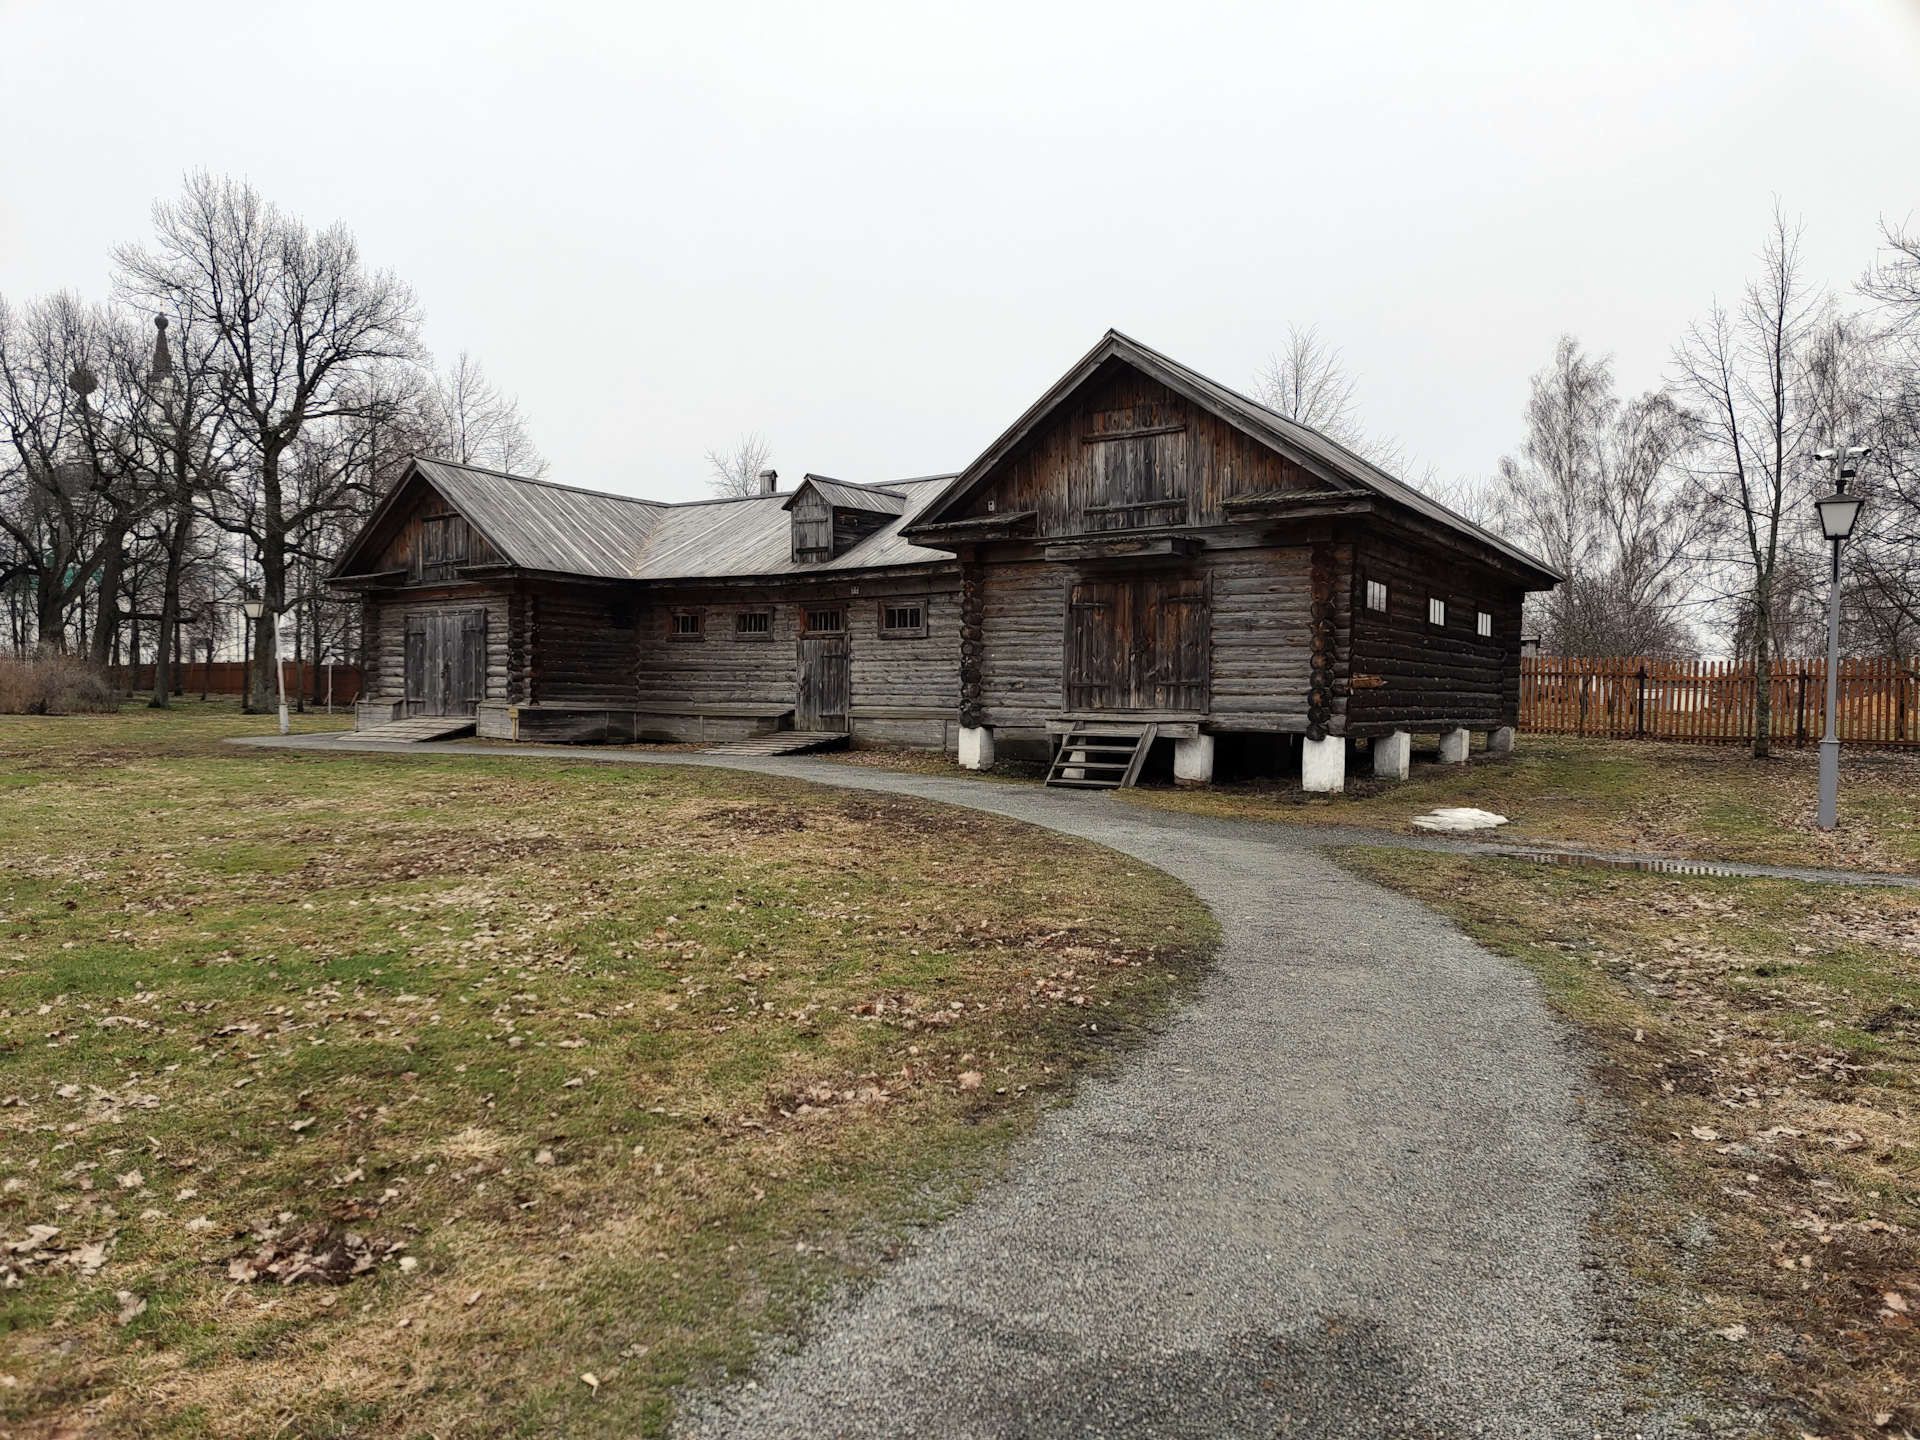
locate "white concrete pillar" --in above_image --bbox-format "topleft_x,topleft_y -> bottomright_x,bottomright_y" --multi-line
1487,725 -> 1515,755
1437,727 -> 1471,764
957,725 -> 995,771
1372,729 -> 1411,781
1173,734 -> 1215,786
1301,734 -> 1346,793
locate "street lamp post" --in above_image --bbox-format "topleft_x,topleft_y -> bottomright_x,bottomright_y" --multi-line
240,594 -> 290,736
1812,446 -> 1871,831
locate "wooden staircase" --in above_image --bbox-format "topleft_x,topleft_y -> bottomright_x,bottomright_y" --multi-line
1044,722 -> 1157,789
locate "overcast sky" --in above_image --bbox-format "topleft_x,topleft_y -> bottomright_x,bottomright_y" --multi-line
3,2 -> 1917,503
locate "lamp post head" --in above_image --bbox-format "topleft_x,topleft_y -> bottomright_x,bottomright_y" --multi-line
241,595 -> 265,622
1814,485 -> 1864,542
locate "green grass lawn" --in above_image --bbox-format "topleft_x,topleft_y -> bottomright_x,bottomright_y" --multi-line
1343,849 -> 1920,1436
1117,734 -> 1920,874
0,703 -> 1216,1438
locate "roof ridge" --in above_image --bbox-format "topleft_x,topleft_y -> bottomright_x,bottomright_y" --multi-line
416,455 -> 667,508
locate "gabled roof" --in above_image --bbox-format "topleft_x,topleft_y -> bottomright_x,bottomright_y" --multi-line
782,474 -> 908,516
634,477 -> 951,579
908,329 -> 1560,584
329,458 -> 954,585
330,458 -> 666,581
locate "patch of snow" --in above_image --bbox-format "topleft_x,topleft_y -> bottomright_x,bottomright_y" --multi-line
1410,807 -> 1510,832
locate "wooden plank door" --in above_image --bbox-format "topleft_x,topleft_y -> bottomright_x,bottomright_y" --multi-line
795,635 -> 850,731
405,609 -> 486,716
404,619 -> 429,715
1140,578 -> 1208,711
1065,582 -> 1130,710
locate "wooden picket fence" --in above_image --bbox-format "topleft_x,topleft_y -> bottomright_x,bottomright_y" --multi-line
1519,656 -> 1920,747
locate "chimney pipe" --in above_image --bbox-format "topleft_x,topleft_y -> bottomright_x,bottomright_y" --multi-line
758,468 -> 778,495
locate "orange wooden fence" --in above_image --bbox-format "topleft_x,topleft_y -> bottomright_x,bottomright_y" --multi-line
1519,657 -> 1920,747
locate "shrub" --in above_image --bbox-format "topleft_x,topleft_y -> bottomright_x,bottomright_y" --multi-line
0,654 -> 121,715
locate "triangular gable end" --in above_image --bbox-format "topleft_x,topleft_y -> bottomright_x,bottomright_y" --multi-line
328,461 -> 511,583
906,329 -> 1559,585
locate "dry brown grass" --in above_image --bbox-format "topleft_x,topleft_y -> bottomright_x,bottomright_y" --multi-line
0,707 -> 1216,1438
0,656 -> 120,716
1120,735 -> 1920,874
1342,848 -> 1920,1438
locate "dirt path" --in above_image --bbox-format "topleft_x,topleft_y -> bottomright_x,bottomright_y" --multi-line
242,737 -> 1691,1437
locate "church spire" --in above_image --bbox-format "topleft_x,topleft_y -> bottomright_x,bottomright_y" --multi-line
148,315 -> 173,384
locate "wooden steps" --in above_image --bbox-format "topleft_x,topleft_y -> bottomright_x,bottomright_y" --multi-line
348,716 -> 478,743
705,731 -> 850,757
1045,722 -> 1157,789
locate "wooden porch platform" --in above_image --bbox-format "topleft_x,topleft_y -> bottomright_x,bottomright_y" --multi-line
704,731 -> 851,757
347,716 -> 479,743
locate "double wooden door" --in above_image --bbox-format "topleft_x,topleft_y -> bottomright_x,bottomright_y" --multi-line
404,609 -> 487,716
795,635 -> 850,731
1065,576 -> 1208,711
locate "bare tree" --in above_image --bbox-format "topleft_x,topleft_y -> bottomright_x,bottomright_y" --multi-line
1670,205 -> 1823,757
706,432 -> 773,498
1492,336 -> 1700,657
428,351 -> 548,476
115,172 -> 424,713
0,293 -> 147,655
1254,324 -> 1409,473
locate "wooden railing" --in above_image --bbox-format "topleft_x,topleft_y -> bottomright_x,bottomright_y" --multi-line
1519,656 -> 1920,747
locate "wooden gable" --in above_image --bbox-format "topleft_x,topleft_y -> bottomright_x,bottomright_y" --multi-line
367,474 -> 505,584
955,363 -> 1321,539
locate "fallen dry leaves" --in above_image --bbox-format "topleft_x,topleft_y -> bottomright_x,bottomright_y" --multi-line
1344,848 -> 1920,1437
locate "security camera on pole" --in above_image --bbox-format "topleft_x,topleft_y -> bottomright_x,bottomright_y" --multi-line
1810,445 -> 1870,831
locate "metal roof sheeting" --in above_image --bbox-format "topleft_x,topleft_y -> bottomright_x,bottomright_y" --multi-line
633,477 -> 953,579
385,460 -> 954,582
410,459 -> 665,579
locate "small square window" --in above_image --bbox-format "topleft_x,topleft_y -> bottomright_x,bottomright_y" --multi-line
805,607 -> 843,634
1428,597 -> 1446,627
1366,579 -> 1388,612
669,609 -> 703,639
1476,611 -> 1493,637
881,602 -> 926,637
735,610 -> 771,637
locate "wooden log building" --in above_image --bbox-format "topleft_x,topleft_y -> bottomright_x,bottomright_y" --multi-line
329,331 -> 1559,790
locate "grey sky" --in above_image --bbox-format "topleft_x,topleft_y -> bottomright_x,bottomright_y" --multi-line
4,1 -> 1917,503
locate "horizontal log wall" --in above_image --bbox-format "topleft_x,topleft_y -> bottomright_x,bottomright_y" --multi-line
1346,535 -> 1523,734
366,589 -> 510,702
632,581 -> 960,719
530,585 -> 639,706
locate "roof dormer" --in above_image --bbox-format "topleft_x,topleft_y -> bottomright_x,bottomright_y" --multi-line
782,475 -> 907,563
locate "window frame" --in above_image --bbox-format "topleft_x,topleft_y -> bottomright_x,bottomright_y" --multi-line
1427,596 -> 1447,628
879,599 -> 929,639
733,609 -> 773,642
802,605 -> 845,636
1365,578 -> 1388,613
1476,610 -> 1493,638
668,607 -> 705,641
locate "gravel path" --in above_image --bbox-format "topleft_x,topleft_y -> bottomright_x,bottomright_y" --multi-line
241,738 -> 1698,1436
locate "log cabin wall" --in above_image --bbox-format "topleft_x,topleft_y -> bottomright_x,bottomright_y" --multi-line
525,582 -> 641,708
1345,532 -> 1525,734
359,587 -> 511,723
629,573 -> 961,746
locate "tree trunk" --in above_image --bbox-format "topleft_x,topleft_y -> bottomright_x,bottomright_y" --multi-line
1752,574 -> 1773,759
250,454 -> 287,715
88,520 -> 127,670
150,495 -> 193,708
